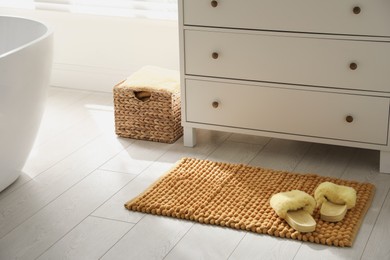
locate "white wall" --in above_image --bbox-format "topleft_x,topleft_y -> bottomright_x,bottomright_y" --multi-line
0,8 -> 180,92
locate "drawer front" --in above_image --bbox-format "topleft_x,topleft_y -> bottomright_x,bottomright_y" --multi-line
185,79 -> 389,145
184,30 -> 390,93
183,0 -> 390,37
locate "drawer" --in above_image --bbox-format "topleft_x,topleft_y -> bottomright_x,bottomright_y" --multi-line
183,0 -> 390,37
185,79 -> 389,145
184,30 -> 390,93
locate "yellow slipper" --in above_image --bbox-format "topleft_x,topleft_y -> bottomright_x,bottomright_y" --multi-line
314,182 -> 357,222
270,190 -> 316,233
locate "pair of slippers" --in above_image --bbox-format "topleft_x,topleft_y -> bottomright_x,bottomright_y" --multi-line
270,182 -> 357,233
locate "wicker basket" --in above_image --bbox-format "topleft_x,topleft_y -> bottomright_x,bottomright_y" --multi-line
113,67 -> 183,143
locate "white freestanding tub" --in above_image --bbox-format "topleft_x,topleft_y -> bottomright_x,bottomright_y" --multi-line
0,16 -> 53,192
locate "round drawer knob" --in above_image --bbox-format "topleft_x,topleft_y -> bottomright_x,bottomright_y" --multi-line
211,0 -> 218,7
346,115 -> 354,123
349,62 -> 358,70
353,6 -> 361,14
212,52 -> 219,59
212,101 -> 219,108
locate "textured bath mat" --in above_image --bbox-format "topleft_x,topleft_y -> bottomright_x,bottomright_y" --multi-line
124,158 -> 375,247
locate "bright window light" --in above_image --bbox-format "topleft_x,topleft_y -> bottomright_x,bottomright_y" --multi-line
0,0 -> 178,20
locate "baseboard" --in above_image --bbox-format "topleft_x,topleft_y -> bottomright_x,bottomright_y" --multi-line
51,63 -> 134,92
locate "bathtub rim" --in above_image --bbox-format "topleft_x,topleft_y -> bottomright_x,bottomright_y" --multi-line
0,15 -> 53,60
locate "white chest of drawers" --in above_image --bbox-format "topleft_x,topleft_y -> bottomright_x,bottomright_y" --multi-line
178,0 -> 390,173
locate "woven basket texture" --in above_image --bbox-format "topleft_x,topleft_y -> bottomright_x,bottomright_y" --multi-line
114,81 -> 182,143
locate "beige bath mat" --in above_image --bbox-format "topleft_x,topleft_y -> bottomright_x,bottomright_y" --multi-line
125,157 -> 375,247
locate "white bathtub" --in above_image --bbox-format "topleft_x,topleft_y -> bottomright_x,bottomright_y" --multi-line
0,16 -> 53,192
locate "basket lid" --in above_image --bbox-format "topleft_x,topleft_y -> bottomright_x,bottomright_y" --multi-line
118,66 -> 180,93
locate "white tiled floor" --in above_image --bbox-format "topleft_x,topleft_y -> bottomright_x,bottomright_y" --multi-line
0,87 -> 389,259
